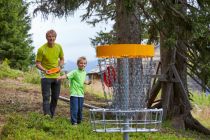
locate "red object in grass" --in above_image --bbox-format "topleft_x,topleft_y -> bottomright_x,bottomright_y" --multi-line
103,66 -> 116,87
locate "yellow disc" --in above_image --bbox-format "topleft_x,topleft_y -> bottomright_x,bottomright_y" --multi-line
96,44 -> 154,58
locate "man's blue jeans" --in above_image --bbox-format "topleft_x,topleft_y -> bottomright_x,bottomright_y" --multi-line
41,78 -> 61,117
70,96 -> 84,124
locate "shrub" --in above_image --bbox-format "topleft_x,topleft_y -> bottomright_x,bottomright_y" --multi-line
0,59 -> 23,79
191,92 -> 210,106
23,67 -> 40,84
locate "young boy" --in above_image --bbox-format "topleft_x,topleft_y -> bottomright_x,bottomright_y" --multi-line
57,56 -> 91,125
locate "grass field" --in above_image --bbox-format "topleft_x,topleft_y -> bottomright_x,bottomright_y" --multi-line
0,63 -> 210,140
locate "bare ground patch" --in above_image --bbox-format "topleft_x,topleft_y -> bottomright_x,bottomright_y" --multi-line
0,78 -> 106,133
0,78 -> 68,132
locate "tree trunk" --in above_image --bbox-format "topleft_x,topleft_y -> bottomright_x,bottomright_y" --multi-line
158,33 -> 210,135
115,0 -> 140,43
148,0 -> 210,134
114,0 -> 145,109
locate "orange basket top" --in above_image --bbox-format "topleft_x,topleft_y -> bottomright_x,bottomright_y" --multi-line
96,44 -> 154,58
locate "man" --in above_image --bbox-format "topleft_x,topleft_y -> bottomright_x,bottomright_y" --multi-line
36,29 -> 64,117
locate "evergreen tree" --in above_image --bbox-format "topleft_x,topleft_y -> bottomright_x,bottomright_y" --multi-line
0,0 -> 34,70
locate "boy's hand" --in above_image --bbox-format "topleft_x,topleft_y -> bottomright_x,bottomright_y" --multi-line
57,75 -> 67,81
59,65 -> 64,69
57,77 -> 62,81
85,80 -> 92,85
89,81 -> 92,85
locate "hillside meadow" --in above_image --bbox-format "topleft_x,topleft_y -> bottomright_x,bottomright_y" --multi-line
0,62 -> 209,140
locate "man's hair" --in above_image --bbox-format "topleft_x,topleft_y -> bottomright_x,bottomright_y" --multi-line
46,29 -> 57,37
77,56 -> 87,64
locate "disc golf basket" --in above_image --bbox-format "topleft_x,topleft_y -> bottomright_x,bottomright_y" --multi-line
89,44 -> 163,140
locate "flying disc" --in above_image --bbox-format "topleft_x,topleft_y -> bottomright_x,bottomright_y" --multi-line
47,67 -> 60,74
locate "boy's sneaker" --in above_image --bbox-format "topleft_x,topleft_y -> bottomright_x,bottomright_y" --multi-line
72,123 -> 77,125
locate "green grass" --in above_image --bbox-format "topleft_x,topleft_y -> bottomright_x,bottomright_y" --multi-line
23,67 -> 40,84
191,91 -> 210,106
190,92 -> 210,129
0,60 -> 40,84
1,112 -> 209,140
0,60 -> 23,79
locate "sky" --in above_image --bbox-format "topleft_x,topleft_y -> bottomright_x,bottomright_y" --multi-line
29,7 -> 113,62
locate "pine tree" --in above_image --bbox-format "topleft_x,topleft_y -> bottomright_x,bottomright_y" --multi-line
0,0 -> 34,70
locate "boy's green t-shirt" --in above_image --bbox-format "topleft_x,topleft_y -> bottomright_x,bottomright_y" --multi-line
36,43 -> 64,78
67,69 -> 87,97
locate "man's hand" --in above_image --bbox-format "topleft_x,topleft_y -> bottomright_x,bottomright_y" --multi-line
45,70 -> 50,75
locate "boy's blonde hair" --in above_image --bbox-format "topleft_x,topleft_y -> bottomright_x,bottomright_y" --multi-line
77,56 -> 87,64
46,29 -> 57,38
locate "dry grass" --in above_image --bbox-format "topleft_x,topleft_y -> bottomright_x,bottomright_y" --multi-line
191,105 -> 210,129
85,80 -> 104,95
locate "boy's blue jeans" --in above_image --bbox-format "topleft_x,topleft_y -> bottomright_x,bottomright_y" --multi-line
70,96 -> 84,124
41,78 -> 61,117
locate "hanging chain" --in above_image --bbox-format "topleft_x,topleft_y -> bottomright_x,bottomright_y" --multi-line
98,57 -> 154,110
